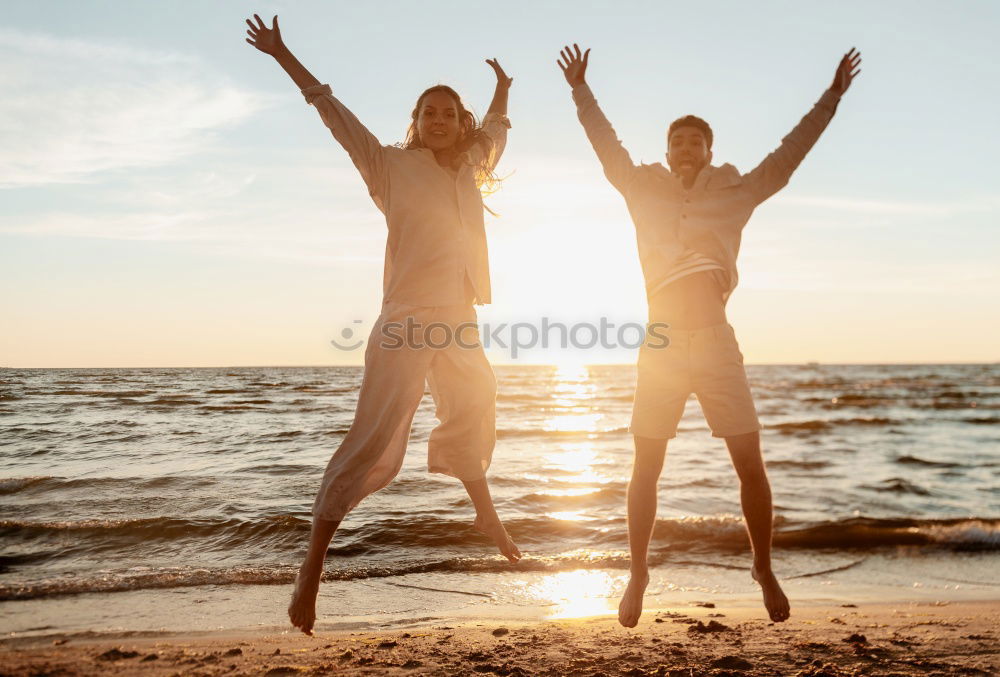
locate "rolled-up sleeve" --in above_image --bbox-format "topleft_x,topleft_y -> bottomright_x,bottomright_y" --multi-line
469,111 -> 511,173
743,88 -> 841,206
302,84 -> 387,208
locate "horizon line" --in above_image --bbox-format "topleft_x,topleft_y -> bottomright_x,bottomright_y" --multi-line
3,360 -> 998,370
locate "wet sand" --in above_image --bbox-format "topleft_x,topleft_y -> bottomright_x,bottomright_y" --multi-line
2,601 -> 997,676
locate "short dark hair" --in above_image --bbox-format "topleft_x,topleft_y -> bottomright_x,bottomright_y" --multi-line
668,115 -> 713,150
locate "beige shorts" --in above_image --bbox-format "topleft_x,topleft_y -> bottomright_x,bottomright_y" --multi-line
630,322 -> 760,440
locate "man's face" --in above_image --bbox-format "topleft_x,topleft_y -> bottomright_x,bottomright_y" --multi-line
417,90 -> 463,151
667,126 -> 712,183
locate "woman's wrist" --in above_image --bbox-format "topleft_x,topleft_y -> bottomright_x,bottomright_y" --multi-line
271,42 -> 290,60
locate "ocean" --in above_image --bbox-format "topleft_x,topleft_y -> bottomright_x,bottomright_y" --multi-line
1,363 -> 998,636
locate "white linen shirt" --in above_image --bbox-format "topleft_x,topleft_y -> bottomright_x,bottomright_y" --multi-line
302,84 -> 510,306
572,83 -> 841,304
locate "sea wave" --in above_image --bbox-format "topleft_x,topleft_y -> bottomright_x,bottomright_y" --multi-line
769,417 -> 897,433
497,426 -> 630,439
774,517 -> 1000,551
47,389 -> 157,398
860,477 -> 933,496
0,476 -> 53,494
766,459 -> 832,470
3,512 -> 996,568
894,455 -> 963,468
0,475 -> 219,495
3,517 -> 997,601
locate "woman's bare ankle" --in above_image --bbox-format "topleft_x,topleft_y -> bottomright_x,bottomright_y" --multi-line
475,509 -> 501,526
629,564 -> 649,579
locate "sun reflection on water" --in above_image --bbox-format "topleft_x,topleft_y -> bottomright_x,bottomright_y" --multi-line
537,487 -> 600,497
542,413 -> 604,432
529,569 -> 617,619
554,362 -> 589,382
538,442 -> 610,486
526,365 -> 617,516
544,510 -> 598,522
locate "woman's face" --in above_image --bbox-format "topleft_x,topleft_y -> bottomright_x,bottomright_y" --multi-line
416,90 -> 463,151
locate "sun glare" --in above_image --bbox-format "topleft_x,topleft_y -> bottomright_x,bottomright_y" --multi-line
542,413 -> 603,432
555,361 -> 589,382
543,364 -> 607,433
539,442 -> 610,484
545,510 -> 598,522
530,569 -> 617,619
537,487 -> 600,497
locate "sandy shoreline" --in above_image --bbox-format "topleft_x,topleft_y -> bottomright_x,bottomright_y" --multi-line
2,601 -> 997,676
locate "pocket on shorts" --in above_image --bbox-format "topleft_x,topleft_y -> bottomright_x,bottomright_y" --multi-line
720,325 -> 745,366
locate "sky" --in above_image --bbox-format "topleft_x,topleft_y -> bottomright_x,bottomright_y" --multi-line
1,0 -> 998,367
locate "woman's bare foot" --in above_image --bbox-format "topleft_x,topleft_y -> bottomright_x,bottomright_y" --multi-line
474,512 -> 522,563
618,569 -> 650,628
751,565 -> 790,622
287,562 -> 322,635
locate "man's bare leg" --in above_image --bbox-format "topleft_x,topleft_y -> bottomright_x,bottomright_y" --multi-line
463,477 -> 522,562
724,430 -> 790,622
288,516 -> 340,635
619,435 -> 668,627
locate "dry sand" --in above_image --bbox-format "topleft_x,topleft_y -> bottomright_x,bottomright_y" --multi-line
1,601 -> 997,676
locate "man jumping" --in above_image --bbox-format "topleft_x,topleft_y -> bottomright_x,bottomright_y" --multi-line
557,44 -> 860,626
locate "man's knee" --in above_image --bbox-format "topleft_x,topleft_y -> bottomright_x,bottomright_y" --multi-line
725,432 -> 768,483
632,435 -> 668,475
730,451 -> 768,485
735,461 -> 768,487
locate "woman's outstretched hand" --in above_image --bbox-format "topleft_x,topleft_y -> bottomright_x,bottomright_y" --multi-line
830,47 -> 862,97
486,58 -> 513,89
245,14 -> 284,56
558,43 -> 590,88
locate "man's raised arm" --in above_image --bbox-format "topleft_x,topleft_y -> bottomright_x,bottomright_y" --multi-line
744,48 -> 862,206
558,44 -> 638,195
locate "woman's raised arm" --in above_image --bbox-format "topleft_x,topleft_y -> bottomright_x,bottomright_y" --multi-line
485,58 -> 512,118
475,59 -> 513,172
246,14 -> 320,90
245,14 -> 387,209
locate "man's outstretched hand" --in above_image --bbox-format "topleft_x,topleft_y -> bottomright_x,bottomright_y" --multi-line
558,44 -> 590,88
830,48 -> 861,97
245,14 -> 284,56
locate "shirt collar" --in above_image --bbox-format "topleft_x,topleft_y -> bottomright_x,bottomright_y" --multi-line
663,163 -> 742,190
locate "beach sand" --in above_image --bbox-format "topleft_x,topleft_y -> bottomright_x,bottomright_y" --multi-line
2,601 -> 996,676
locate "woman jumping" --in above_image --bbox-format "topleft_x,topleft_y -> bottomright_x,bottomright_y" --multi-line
245,13 -> 521,636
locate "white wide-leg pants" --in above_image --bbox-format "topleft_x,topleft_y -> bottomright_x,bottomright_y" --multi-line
311,301 -> 497,521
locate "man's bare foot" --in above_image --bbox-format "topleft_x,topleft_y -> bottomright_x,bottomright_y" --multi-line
618,570 -> 650,628
752,565 -> 790,622
474,512 -> 522,563
287,562 -> 322,635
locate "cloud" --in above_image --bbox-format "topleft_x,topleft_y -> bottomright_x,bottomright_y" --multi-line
0,152 -> 390,265
0,29 -> 269,188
